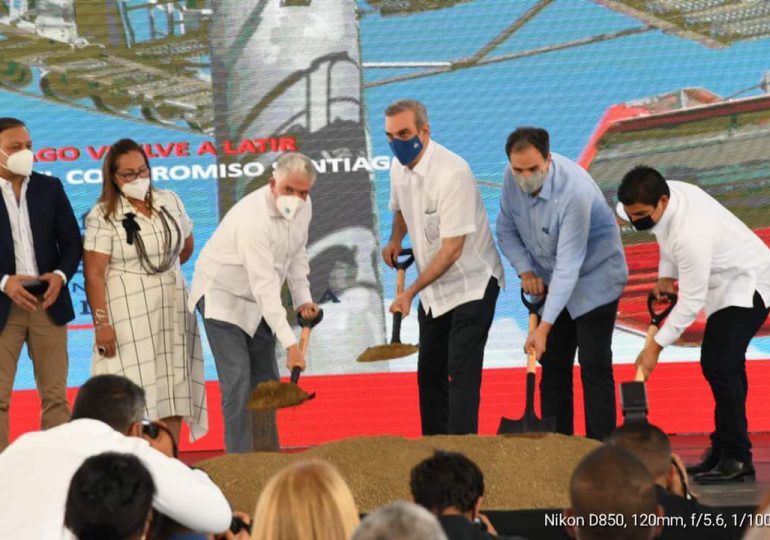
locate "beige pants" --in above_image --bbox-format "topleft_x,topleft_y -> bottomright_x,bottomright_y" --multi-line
0,302 -> 70,451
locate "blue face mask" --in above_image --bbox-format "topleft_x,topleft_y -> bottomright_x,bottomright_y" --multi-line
389,135 -> 424,166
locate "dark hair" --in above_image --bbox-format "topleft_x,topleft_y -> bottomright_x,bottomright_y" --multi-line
65,452 -> 155,540
570,446 -> 657,540
410,451 -> 484,514
0,117 -> 26,135
607,423 -> 672,479
100,139 -> 154,221
505,127 -> 550,159
72,375 -> 146,433
617,165 -> 670,207
384,99 -> 428,130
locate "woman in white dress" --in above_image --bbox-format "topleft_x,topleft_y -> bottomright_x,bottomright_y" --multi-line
83,139 -> 207,442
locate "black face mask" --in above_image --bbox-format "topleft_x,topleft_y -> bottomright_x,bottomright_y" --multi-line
631,214 -> 656,231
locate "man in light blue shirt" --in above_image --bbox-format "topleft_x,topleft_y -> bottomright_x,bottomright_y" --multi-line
496,127 -> 627,440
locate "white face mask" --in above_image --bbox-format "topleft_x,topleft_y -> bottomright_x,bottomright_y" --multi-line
121,177 -> 151,200
276,194 -> 305,221
0,148 -> 34,177
514,168 -> 547,194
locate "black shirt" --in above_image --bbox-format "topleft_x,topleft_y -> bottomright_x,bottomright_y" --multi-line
655,485 -> 738,540
437,515 -> 528,540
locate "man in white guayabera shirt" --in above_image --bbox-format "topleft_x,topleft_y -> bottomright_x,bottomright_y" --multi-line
619,165 -> 770,485
190,152 -> 320,453
382,99 -> 504,436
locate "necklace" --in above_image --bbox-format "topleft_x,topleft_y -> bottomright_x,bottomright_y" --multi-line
121,206 -> 182,274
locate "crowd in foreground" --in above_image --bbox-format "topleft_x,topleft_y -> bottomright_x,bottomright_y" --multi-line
0,374 -> 769,540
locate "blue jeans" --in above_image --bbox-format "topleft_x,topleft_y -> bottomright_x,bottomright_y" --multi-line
198,298 -> 279,453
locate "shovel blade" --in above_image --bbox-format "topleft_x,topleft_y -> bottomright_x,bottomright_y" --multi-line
356,343 -> 418,362
497,412 -> 556,434
247,381 -> 314,412
497,372 -> 556,434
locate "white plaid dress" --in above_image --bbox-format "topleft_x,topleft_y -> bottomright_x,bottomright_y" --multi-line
84,190 -> 208,440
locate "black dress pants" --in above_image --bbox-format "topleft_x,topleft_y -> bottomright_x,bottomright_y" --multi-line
417,277 -> 499,435
538,299 -> 619,441
701,291 -> 769,463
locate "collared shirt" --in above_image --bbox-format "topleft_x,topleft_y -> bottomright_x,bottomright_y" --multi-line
651,181 -> 770,348
0,174 -> 68,291
389,140 -> 504,317
496,152 -> 627,324
189,185 -> 312,348
0,419 -> 232,539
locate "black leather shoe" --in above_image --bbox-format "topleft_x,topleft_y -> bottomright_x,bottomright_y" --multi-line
693,457 -> 755,484
686,447 -> 722,475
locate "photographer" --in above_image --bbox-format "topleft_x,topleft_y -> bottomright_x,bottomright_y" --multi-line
410,450 -> 527,540
0,375 -> 234,538
607,423 -> 738,540
566,446 -> 662,540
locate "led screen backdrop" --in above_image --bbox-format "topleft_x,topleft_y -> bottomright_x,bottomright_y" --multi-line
3,0 -> 770,442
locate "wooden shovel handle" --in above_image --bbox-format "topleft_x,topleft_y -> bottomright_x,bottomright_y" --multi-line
644,324 -> 658,350
299,326 -> 311,356
293,327 -> 312,386
635,366 -> 646,382
635,324 -> 660,382
396,268 -> 406,295
526,313 -> 538,374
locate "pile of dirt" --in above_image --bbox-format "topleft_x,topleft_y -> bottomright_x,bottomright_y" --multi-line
357,343 -> 419,362
247,381 -> 312,412
198,433 -> 600,514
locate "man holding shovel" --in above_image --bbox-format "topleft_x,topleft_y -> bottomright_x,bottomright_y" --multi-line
382,99 -> 504,435
619,165 -> 770,483
189,152 -> 320,453
496,127 -> 627,441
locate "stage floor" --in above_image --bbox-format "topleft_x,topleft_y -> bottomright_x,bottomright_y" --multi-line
674,433 -> 770,509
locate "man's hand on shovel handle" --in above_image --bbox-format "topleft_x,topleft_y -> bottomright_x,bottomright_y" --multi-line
653,278 -> 676,301
635,342 -> 662,381
389,289 -> 414,317
381,241 -> 402,269
286,344 -> 306,372
524,321 -> 551,361
297,302 -> 320,321
520,272 -> 545,296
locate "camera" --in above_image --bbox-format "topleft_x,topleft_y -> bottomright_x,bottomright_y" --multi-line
472,517 -> 488,531
140,420 -> 179,459
620,381 -> 648,424
230,515 -> 252,535
141,419 -> 160,439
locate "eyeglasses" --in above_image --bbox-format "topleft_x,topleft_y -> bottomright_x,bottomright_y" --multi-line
115,166 -> 149,182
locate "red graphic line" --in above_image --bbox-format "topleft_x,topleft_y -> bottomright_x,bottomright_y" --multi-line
68,324 -> 94,330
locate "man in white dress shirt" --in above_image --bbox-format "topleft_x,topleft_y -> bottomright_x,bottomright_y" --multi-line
0,374 -> 232,539
619,165 -> 770,483
382,99 -> 504,435
190,152 -> 319,453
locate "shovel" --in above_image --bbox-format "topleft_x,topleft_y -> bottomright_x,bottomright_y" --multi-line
247,309 -> 324,412
357,248 -> 419,362
498,289 -> 557,434
634,291 -> 677,382
621,291 -> 677,423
